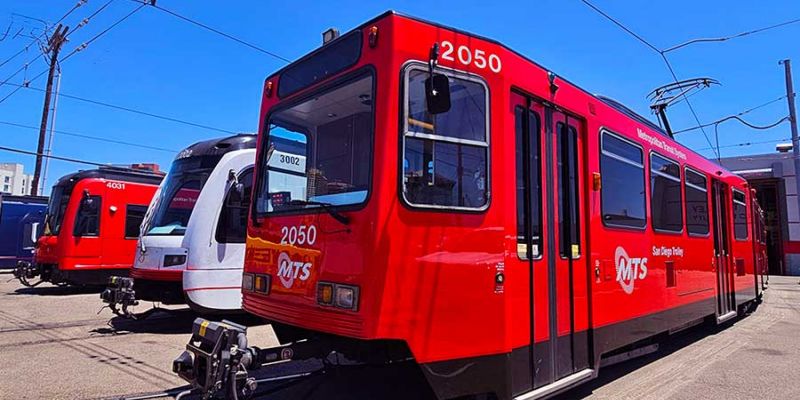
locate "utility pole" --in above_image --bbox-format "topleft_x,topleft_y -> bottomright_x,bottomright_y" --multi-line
40,69 -> 62,195
31,24 -> 68,196
781,60 -> 800,221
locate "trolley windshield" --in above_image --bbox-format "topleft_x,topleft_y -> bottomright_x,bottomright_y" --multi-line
44,185 -> 71,235
142,156 -> 215,236
256,73 -> 374,214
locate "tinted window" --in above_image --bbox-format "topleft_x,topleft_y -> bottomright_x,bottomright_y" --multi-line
515,107 -> 542,258
143,156 -> 215,236
258,73 -> 374,214
403,67 -> 488,209
216,169 -> 254,244
278,31 -> 361,98
601,132 -> 645,228
558,122 -> 581,257
733,189 -> 748,240
125,205 -> 148,239
650,153 -> 682,232
73,195 -> 101,237
406,69 -> 487,142
45,185 -> 71,235
685,168 -> 709,235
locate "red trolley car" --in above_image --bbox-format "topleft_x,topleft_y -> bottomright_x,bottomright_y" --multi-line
15,166 -> 163,286
174,12 -> 763,400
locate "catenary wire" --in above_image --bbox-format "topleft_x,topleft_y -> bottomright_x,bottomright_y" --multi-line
0,120 -> 179,153
135,0 -> 292,63
0,145 -> 106,167
664,17 -> 800,53
0,3 -> 145,104
0,0 -> 86,69
673,95 -> 788,134
1,81 -> 237,134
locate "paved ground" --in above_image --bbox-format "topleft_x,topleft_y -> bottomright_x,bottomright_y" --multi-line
1,272 -> 799,399
557,275 -> 800,400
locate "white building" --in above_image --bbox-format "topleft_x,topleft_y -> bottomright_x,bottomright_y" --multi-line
0,163 -> 33,196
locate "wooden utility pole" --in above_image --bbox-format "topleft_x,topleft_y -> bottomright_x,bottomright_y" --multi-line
31,24 -> 68,196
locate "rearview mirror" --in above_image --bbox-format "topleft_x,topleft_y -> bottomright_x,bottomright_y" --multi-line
425,74 -> 451,115
227,183 -> 245,207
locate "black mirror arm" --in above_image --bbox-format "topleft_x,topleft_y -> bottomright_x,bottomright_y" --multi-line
428,42 -> 439,76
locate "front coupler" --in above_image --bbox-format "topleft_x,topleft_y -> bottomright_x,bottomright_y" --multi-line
173,318 -> 324,399
101,276 -> 140,318
13,261 -> 43,287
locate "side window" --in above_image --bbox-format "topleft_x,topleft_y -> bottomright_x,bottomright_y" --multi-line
402,67 -> 489,210
74,195 -> 101,237
515,106 -> 542,259
650,153 -> 682,232
600,131 -> 646,228
733,189 -> 748,240
125,205 -> 148,239
685,168 -> 709,235
216,169 -> 254,244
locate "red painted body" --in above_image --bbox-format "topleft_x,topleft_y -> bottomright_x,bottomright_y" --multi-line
33,171 -> 162,286
241,12 -> 761,398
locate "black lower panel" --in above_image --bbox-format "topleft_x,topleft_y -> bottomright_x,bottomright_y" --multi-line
532,338 -> 552,388
421,352 -> 511,400
594,297 -> 716,357
555,333 -> 573,380
422,294 -> 757,400
59,268 -> 128,286
134,278 -> 185,304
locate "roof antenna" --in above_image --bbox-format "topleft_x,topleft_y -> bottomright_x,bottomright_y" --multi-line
648,77 -> 719,139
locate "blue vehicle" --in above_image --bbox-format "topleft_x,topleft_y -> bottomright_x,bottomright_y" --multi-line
0,194 -> 48,269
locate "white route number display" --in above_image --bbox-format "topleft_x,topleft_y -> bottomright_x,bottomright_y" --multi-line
280,224 -> 317,246
440,40 -> 502,73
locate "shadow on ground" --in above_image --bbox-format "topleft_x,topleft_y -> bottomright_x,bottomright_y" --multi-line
11,284 -> 103,296
552,308 -> 757,400
90,308 -> 268,336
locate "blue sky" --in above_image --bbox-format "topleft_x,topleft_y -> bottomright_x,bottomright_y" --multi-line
0,0 -> 798,194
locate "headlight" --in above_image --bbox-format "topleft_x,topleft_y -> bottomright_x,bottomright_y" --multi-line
164,254 -> 186,267
317,281 -> 359,311
334,285 -> 358,310
241,273 -> 254,292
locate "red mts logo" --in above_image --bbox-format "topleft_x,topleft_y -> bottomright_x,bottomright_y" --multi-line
615,246 -> 648,294
277,252 -> 311,289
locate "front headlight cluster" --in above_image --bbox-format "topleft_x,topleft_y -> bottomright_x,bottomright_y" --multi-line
242,273 -> 270,295
317,282 -> 359,311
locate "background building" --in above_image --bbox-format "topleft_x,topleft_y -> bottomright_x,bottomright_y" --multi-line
719,150 -> 799,276
0,163 -> 33,196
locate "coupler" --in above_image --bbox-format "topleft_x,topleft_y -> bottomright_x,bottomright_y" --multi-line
173,318 -> 328,399
13,261 -> 43,287
100,276 -> 140,318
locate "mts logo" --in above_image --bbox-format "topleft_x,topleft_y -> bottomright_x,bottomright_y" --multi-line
277,252 -> 312,289
615,246 -> 648,294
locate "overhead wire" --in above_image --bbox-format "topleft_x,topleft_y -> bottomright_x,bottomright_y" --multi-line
578,0 -> 796,159
0,120 -> 179,153
673,95 -> 788,134
663,17 -> 800,53
698,137 -> 791,151
1,81 -> 236,134
0,145 -> 106,167
0,0 -> 86,69
60,1 -> 145,63
136,0 -> 292,63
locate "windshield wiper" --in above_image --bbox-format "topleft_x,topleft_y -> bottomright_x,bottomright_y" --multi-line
287,199 -> 350,225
